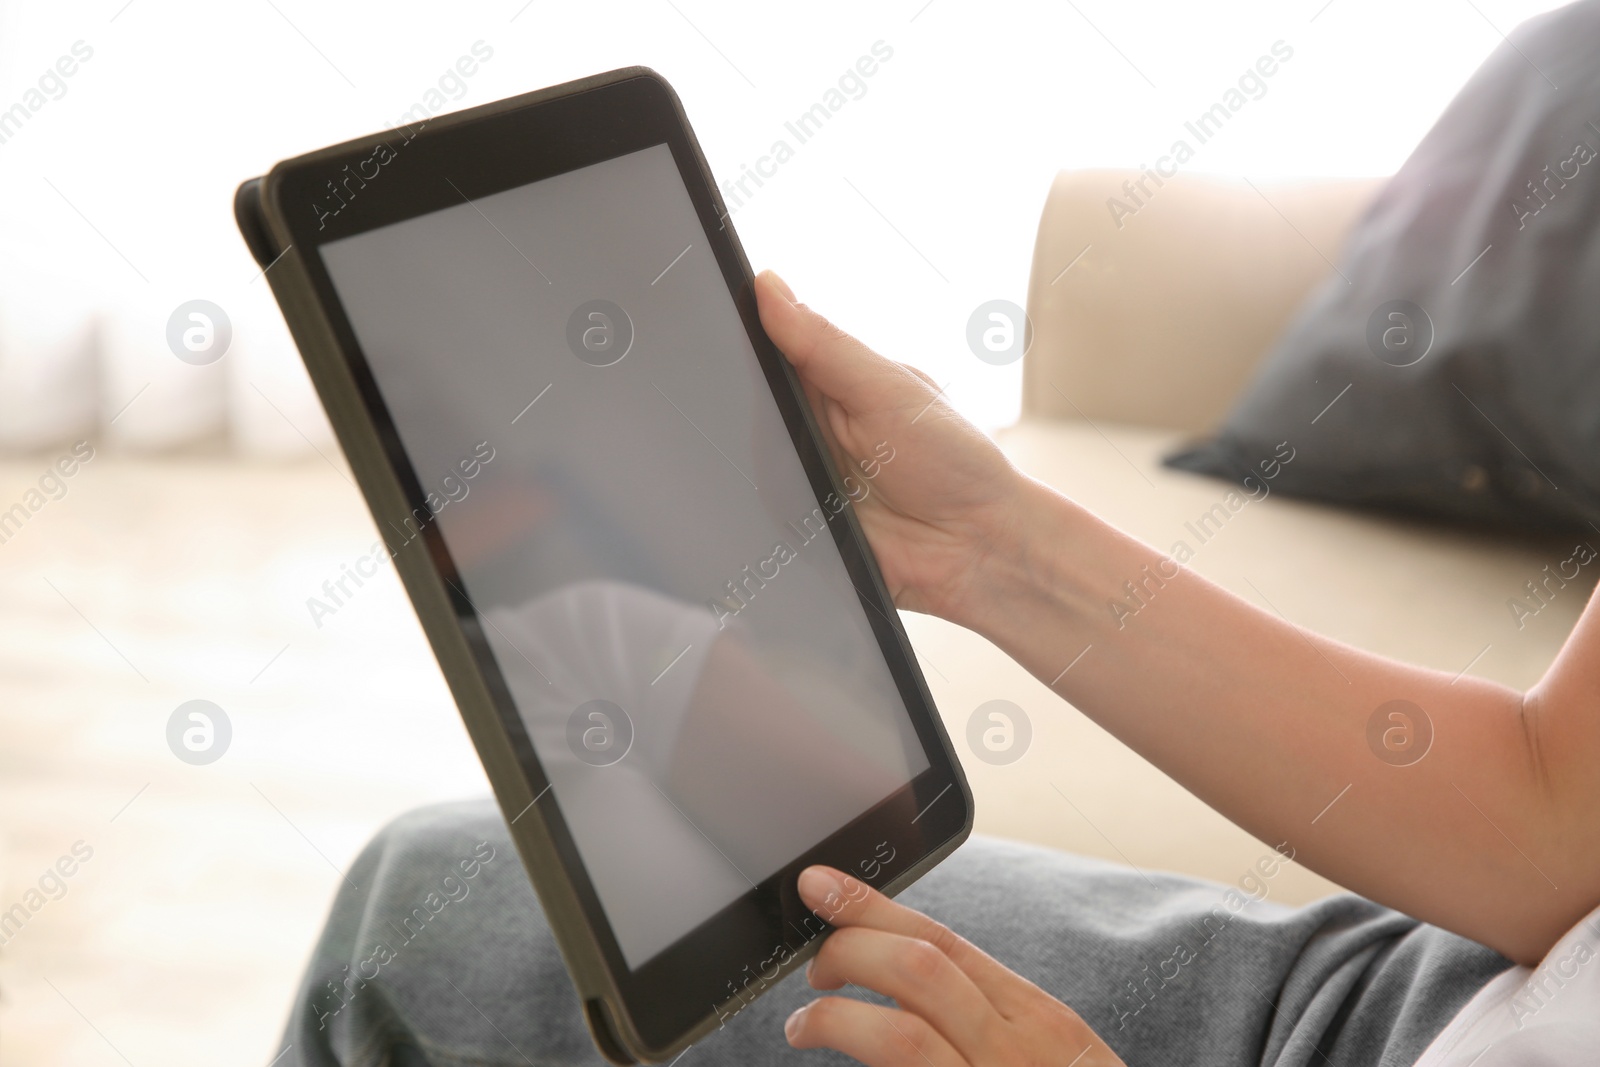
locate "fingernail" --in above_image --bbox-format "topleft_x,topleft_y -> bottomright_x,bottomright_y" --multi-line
785,1003 -> 811,1042
766,270 -> 797,303
797,866 -> 844,908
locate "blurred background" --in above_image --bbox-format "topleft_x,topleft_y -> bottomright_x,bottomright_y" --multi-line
0,0 -> 1577,1063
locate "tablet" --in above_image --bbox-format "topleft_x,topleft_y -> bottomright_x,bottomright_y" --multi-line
235,67 -> 972,1064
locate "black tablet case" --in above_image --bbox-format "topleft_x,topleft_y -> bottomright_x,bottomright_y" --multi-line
235,66 -> 972,1064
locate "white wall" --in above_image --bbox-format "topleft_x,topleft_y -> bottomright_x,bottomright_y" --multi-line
0,0 -> 1571,444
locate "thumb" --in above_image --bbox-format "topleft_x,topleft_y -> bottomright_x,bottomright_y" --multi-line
754,271 -> 933,417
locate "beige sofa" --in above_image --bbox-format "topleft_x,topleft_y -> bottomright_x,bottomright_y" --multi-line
904,169 -> 1597,906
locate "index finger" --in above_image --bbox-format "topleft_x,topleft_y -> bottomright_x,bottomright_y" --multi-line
754,271 -> 936,420
798,865 -> 1029,1010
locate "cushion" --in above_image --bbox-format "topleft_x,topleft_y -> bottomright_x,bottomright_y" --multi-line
1166,0 -> 1600,532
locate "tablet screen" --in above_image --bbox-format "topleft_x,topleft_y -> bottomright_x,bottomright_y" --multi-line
320,143 -> 930,970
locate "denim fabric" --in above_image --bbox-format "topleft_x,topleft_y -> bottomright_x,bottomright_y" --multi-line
277,800 -> 1511,1066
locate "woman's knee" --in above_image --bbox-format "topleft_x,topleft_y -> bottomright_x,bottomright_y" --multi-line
281,800 -> 595,1066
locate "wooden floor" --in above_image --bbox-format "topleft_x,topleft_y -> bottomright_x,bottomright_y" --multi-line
0,456 -> 492,1065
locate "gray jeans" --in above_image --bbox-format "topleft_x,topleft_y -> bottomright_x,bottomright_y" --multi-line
277,800 -> 1510,1067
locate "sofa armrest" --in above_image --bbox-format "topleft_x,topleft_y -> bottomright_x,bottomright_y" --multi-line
1021,169 -> 1383,433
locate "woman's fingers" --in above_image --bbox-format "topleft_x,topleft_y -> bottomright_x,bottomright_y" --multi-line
798,866 -> 1028,1011
765,270 -> 797,302
754,271 -> 935,422
786,995 -> 965,1067
900,361 -> 941,391
807,925 -> 1000,1061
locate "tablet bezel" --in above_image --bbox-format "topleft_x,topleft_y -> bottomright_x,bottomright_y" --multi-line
245,67 -> 972,1063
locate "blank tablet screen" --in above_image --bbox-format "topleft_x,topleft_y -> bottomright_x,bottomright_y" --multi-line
320,143 -> 929,970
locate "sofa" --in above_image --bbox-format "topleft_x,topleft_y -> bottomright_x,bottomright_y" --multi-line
901,168 -> 1597,906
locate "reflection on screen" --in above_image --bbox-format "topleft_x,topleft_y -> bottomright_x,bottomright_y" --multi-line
320,143 -> 928,968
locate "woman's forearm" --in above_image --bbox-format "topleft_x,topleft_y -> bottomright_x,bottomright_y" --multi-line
955,474 -> 1597,965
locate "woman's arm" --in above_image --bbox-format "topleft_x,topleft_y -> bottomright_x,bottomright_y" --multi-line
966,478 -> 1598,966
755,270 -> 1600,966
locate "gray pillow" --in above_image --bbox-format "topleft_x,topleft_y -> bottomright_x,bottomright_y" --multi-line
1166,0 -> 1600,533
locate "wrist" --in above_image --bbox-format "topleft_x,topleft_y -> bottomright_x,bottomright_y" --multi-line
946,474 -> 1095,639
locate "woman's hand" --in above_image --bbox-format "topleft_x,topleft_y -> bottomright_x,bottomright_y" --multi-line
784,865 -> 1127,1067
754,271 -> 1028,624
